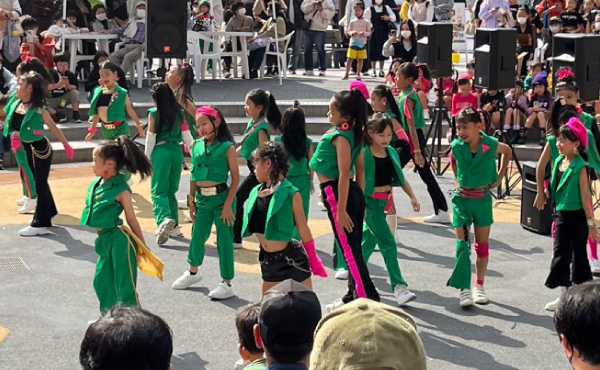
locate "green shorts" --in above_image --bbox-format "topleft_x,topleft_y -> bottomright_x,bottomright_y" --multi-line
452,193 -> 493,228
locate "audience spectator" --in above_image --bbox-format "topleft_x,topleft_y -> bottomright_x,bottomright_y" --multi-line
479,0 -> 511,27
247,4 -> 286,78
20,16 -> 56,70
365,0 -> 396,77
522,71 -> 552,145
523,61 -> 544,93
537,0 -> 564,19
591,12 -> 600,32
105,0 -> 129,27
310,298 -> 427,370
554,281 -> 600,370
66,9 -> 89,32
409,0 -> 434,23
47,54 -> 81,123
66,0 -> 93,29
472,0 -> 484,26
80,306 -> 173,370
223,1 -> 253,79
515,5 -> 536,77
235,303 -> 267,370
343,1 -> 370,80
0,0 -> 22,68
254,279 -> 321,370
507,0 -> 518,18
287,0 -> 306,74
587,0 -> 600,30
31,0 -> 56,32
104,0 -> 146,77
452,74 -> 478,116
253,0 -> 287,19
301,0 -> 335,76
85,51 -> 127,101
400,0 -> 413,20
543,17 -> 562,61
382,19 -> 417,62
433,0 -> 454,21
0,54 -> 18,95
504,79 -> 528,143
560,0 -> 585,32
192,0 -> 217,31
480,88 -> 506,132
91,4 -> 119,32
188,0 -> 201,29
581,0 -> 594,29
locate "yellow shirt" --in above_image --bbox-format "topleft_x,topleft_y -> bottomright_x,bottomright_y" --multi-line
400,1 -> 411,20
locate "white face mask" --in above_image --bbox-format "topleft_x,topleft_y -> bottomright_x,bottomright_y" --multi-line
400,30 -> 411,38
237,7 -> 246,15
550,25 -> 560,33
517,17 -> 527,24
96,12 -> 107,21
136,9 -> 146,18
375,0 -> 383,5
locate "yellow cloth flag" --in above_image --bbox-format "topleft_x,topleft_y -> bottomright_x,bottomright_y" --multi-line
118,225 -> 164,281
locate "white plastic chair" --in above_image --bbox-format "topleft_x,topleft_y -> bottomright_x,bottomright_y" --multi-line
114,41 -> 150,88
187,31 -> 222,82
259,31 -> 294,79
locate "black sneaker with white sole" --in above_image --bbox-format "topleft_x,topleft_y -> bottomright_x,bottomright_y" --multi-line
73,111 -> 82,123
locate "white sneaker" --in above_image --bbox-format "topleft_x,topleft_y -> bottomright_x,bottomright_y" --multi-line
19,226 -> 51,237
394,285 -> 417,306
591,259 -> 600,274
208,282 -> 234,300
545,297 -> 561,311
184,213 -> 193,223
235,359 -> 250,370
460,289 -> 473,307
302,70 -> 314,76
473,284 -> 489,305
170,225 -> 184,238
234,242 -> 243,249
16,196 -> 28,206
171,270 -> 203,290
18,198 -> 37,214
423,210 -> 451,224
156,218 -> 176,245
178,199 -> 189,210
423,109 -> 430,121
326,298 -> 345,313
334,269 -> 349,280
317,201 -> 325,210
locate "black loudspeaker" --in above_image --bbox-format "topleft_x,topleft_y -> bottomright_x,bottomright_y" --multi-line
147,0 -> 187,58
552,34 -> 600,102
521,162 -> 553,235
474,28 -> 517,90
417,22 -> 453,78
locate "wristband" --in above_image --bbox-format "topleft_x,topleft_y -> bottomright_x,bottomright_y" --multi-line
87,127 -> 98,133
414,149 -> 421,153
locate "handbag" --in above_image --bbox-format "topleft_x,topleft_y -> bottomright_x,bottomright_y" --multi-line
248,37 -> 270,50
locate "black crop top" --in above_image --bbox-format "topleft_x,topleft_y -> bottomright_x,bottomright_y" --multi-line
249,193 -> 273,234
97,93 -> 112,107
374,155 -> 393,187
11,112 -> 25,132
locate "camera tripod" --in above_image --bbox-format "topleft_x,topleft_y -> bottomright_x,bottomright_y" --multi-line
424,78 -> 454,176
490,127 -> 523,199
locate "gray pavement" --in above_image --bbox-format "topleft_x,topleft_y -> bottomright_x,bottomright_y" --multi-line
0,165 -> 572,370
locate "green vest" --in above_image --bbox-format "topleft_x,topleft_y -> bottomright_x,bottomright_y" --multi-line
451,132 -> 499,188
88,85 -> 128,122
190,138 -> 233,183
240,116 -> 270,160
148,107 -> 183,143
398,87 -> 424,131
274,135 -> 312,177
3,100 -> 46,142
580,111 -> 594,131
551,154 -> 588,211
309,127 -> 361,179
80,174 -> 131,229
363,145 -> 405,197
242,178 -> 298,241
384,108 -> 400,143
548,132 -> 600,174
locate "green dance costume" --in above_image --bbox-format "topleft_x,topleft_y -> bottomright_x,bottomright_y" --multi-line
80,174 -> 138,314
274,135 -> 312,218
188,138 -> 236,280
448,132 -> 498,289
88,85 -> 131,140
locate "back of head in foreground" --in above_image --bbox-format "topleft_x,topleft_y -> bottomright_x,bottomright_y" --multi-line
80,306 -> 173,370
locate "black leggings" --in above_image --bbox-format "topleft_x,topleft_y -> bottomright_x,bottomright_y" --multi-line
321,179 -> 379,303
545,209 -> 593,289
410,129 -> 448,214
233,164 -> 259,244
23,138 -> 57,227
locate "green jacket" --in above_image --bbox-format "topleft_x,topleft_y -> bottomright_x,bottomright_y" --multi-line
548,132 -> 600,174
240,116 -> 270,160
551,154 -> 588,211
242,178 -> 298,241
148,107 -> 183,143
309,127 -> 361,179
398,86 -> 424,131
88,85 -> 128,122
190,138 -> 233,183
363,145 -> 405,197
3,99 -> 46,142
451,132 -> 499,188
275,135 -> 312,177
80,174 -> 131,229
580,111 -> 594,131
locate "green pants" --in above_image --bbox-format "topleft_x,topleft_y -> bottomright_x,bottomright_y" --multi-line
288,174 -> 310,239
93,227 -> 138,314
101,122 -> 131,141
14,147 -> 37,199
448,239 -> 472,289
362,196 -> 407,290
188,190 -> 236,280
151,143 -> 183,226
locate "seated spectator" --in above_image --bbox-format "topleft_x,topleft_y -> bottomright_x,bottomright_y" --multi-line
480,88 -> 506,133
223,1 -> 254,79
524,61 -> 544,94
42,14 -> 68,50
20,17 -> 56,70
32,0 -> 57,32
91,4 -> 120,32
106,0 -> 129,27
310,298 -> 427,370
554,281 -> 600,370
66,10 -> 89,33
235,303 -> 266,370
588,0 -> 600,31
522,71 -> 552,145
188,0 -> 202,29
247,4 -> 286,79
80,306 -> 173,370
581,0 -> 594,29
104,0 -> 146,78
0,94 -> 9,170
48,54 -> 81,123
560,0 -> 585,32
255,279 -> 322,369
382,20 -> 417,62
409,0 -> 434,23
544,17 -> 562,62
192,0 -> 217,31
452,74 -> 478,116
504,80 -> 528,143
590,12 -> 600,32
0,55 -> 18,95
85,51 -> 128,101
537,0 -> 564,19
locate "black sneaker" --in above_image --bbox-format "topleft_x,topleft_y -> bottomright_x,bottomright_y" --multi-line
517,132 -> 526,145
378,70 -> 385,77
539,135 -> 546,147
0,155 -> 4,170
57,112 -> 67,123
73,111 -> 82,123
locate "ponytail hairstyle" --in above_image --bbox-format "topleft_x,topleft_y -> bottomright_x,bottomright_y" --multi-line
455,107 -> 482,125
17,57 -> 51,85
558,124 -> 589,163
150,82 -> 182,134
20,72 -> 48,108
365,112 -> 394,146
281,106 -> 308,161
246,89 -> 282,129
213,106 -> 234,143
97,136 -> 153,179
332,89 -> 369,146
415,63 -> 432,83
174,63 -> 195,105
372,84 -> 401,119
398,62 -> 420,84
555,67 -> 578,93
548,98 -> 578,135
251,141 -> 290,186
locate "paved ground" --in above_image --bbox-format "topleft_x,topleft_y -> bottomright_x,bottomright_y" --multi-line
0,161 -> 581,370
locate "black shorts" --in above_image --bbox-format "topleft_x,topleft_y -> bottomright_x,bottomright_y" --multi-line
259,240 -> 311,283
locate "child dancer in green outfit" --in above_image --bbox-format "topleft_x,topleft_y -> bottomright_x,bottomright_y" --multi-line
165,63 -> 198,139
171,106 -> 239,300
81,136 -> 152,314
447,108 -> 511,307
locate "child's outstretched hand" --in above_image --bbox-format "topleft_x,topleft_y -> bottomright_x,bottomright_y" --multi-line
85,132 -> 95,142
411,197 -> 420,212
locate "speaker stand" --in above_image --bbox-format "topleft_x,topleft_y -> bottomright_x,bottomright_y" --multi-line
491,129 -> 523,199
425,78 -> 453,176
156,59 -> 168,80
